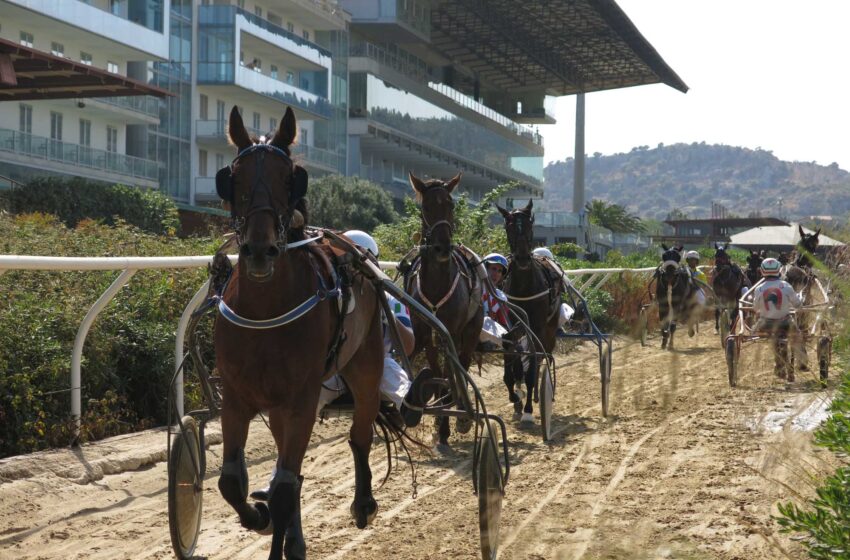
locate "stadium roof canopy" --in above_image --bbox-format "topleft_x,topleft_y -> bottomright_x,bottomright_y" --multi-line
0,36 -> 172,101
430,0 -> 689,96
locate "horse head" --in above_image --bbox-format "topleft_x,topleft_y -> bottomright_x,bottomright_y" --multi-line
746,250 -> 765,270
714,243 -> 731,267
660,244 -> 683,275
410,171 -> 461,263
218,105 -> 307,281
796,225 -> 821,266
497,199 -> 535,270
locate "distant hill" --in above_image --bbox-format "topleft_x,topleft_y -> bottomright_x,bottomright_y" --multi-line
543,143 -> 850,220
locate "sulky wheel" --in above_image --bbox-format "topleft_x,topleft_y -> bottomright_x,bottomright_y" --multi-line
600,342 -> 612,417
719,309 -> 730,347
476,422 -> 503,560
818,336 -> 832,381
725,337 -> 739,388
168,416 -> 204,560
539,362 -> 555,442
639,307 -> 648,347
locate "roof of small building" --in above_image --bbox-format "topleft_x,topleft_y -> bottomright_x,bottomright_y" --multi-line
729,223 -> 845,248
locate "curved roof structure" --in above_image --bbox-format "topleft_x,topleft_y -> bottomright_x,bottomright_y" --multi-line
430,0 -> 688,95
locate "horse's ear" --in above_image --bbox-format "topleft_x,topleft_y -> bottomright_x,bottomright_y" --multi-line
676,245 -> 684,252
227,106 -> 251,150
662,243 -> 669,251
815,228 -> 821,238
271,107 -> 297,149
724,243 -> 729,251
409,172 -> 427,196
524,199 -> 533,212
714,242 -> 719,250
445,172 -> 462,193
495,204 -> 511,220
798,224 -> 806,239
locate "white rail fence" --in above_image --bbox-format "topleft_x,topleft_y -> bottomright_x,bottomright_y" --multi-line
0,255 -> 668,437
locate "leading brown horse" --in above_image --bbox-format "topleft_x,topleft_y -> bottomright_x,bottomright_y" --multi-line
214,106 -> 389,559
404,172 -> 484,451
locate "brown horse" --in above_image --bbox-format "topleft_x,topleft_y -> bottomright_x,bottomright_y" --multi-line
497,200 -> 561,422
404,172 -> 484,451
214,106 -> 387,560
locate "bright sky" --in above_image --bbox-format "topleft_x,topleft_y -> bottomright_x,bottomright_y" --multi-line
540,1 -> 850,172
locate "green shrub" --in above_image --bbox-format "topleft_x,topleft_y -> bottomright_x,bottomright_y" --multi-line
0,177 -> 180,236
0,213 -> 214,457
306,175 -> 398,232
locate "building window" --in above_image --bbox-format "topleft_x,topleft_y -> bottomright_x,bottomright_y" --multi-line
252,112 -> 261,132
50,42 -> 64,57
199,149 -> 208,177
300,128 -> 308,146
302,30 -> 310,41
236,0 -> 245,8
19,31 -> 33,48
79,119 -> 91,146
106,126 -> 118,152
80,52 -> 92,65
270,65 -> 278,80
107,61 -> 118,73
215,153 -> 224,170
287,22 -> 294,33
301,76 -> 310,90
216,100 -> 226,125
199,94 -> 208,120
239,51 -> 244,66
269,117 -> 277,133
19,104 -> 32,134
285,71 -> 294,85
268,11 -> 282,26
50,111 -> 63,141
254,6 -> 262,17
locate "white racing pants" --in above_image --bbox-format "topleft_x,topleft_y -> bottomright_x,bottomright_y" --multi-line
316,357 -> 412,414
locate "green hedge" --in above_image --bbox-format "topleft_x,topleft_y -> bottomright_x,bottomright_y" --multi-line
0,177 -> 180,236
0,213 -> 214,457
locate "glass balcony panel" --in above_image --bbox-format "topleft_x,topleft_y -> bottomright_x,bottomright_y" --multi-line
0,128 -> 159,181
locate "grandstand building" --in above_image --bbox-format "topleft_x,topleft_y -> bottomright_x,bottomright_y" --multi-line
0,0 -> 685,216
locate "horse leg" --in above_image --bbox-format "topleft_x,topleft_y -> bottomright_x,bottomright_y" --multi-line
424,344 -> 451,449
455,316 -> 483,435
340,322 -> 383,528
521,354 -> 536,423
668,321 -> 677,350
266,402 -> 318,560
715,307 -> 720,333
659,305 -> 669,349
218,383 -> 270,533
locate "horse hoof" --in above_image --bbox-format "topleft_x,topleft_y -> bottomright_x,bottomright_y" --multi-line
350,498 -> 378,529
456,416 -> 473,434
512,400 -> 523,415
520,412 -> 534,424
434,442 -> 453,455
253,501 -> 274,535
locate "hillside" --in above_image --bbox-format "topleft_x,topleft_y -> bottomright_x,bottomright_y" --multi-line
543,143 -> 850,220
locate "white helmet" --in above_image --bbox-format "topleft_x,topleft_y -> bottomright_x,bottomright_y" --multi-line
344,230 -> 378,257
685,250 -> 700,261
532,247 -> 554,260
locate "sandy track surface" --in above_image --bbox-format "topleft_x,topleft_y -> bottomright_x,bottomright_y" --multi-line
0,322 -> 838,560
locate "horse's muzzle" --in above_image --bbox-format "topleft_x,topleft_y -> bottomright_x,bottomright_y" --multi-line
240,243 -> 279,282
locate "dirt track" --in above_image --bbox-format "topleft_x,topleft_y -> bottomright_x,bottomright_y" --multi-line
0,322 -> 838,560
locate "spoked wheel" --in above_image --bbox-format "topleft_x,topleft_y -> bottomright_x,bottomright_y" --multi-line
600,342 -> 612,417
719,310 -> 730,347
539,362 -> 554,441
638,307 -> 648,347
475,423 -> 503,560
168,416 -> 203,560
818,336 -> 832,381
725,337 -> 739,387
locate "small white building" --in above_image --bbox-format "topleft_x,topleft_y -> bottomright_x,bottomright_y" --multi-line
729,222 -> 845,255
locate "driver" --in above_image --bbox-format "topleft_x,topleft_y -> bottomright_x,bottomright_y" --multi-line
752,257 -> 805,378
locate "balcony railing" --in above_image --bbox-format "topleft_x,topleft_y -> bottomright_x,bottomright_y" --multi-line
534,212 -> 583,228
77,0 -> 164,32
93,95 -> 160,118
350,40 -> 432,84
0,128 -> 159,181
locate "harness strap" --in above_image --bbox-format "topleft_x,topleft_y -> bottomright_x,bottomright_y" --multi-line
507,289 -> 550,302
415,267 -> 461,312
215,277 -> 340,330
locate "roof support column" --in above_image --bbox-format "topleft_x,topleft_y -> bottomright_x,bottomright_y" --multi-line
573,92 -> 586,214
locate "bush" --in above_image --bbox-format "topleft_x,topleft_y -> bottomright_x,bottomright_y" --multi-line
0,177 -> 180,236
0,213 -> 214,457
306,175 -> 398,232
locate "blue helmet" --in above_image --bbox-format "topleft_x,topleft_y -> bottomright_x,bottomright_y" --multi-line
483,253 -> 508,271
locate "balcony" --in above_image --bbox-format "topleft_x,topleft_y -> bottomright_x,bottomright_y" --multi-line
341,0 -> 430,42
3,0 -> 168,60
0,128 -> 159,185
73,95 -> 161,125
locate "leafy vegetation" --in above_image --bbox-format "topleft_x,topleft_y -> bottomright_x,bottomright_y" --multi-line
545,143 -> 850,221
306,175 -> 398,232
585,199 -> 645,233
0,177 -> 180,235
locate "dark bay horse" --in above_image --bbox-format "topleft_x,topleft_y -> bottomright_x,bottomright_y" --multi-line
712,244 -> 750,333
745,250 -> 766,287
655,245 -> 699,350
405,172 -> 484,451
214,106 -> 390,559
784,226 -> 821,367
497,200 -> 562,422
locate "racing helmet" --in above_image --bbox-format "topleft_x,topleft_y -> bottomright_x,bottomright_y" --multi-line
343,230 -> 378,257
483,253 -> 508,271
760,257 -> 782,277
532,247 -> 554,260
685,250 -> 700,261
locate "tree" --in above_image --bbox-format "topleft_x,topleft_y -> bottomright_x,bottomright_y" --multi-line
584,199 -> 645,233
306,175 -> 398,232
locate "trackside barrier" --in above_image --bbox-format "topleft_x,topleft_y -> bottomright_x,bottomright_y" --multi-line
0,255 -> 673,437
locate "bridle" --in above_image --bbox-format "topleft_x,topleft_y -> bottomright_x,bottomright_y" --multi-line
419,185 -> 455,251
505,210 -> 533,261
217,142 -> 307,252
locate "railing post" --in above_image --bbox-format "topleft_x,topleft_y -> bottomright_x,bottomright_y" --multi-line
70,269 -> 136,442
